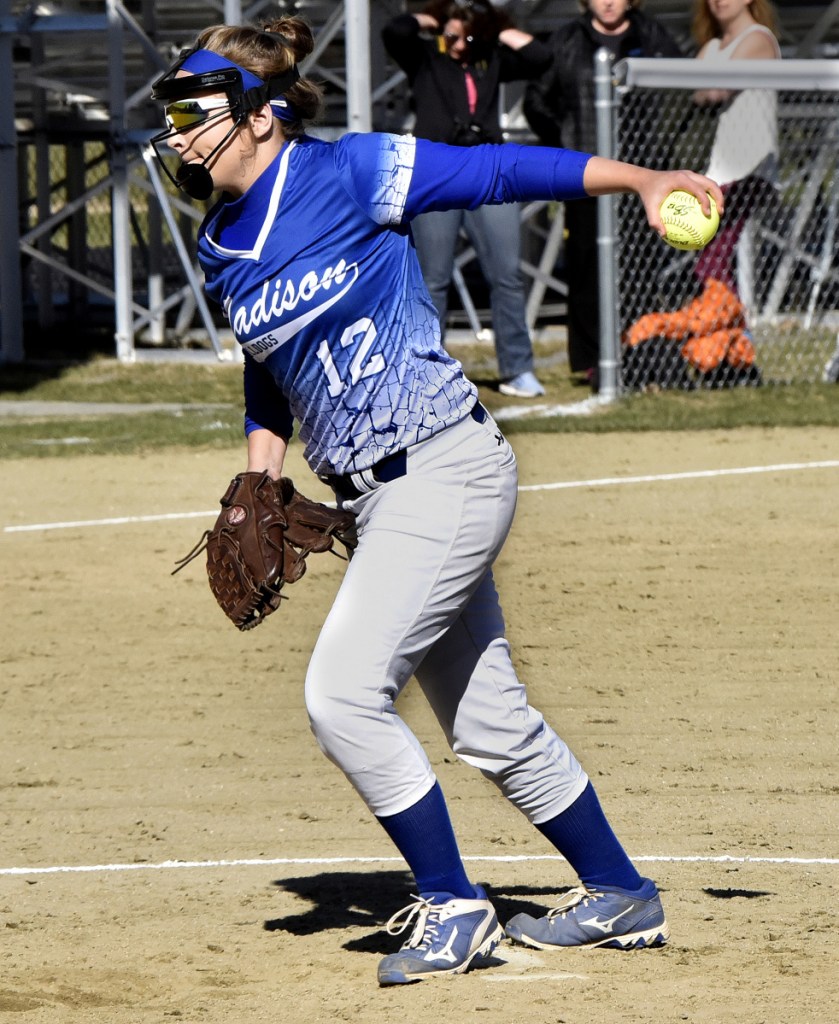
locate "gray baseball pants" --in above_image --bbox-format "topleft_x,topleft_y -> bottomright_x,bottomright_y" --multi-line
305,407 -> 588,821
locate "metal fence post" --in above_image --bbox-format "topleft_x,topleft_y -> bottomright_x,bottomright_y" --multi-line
0,0 -> 25,362
345,0 -> 372,133
223,0 -> 241,25
594,47 -> 620,402
108,0 -> 134,362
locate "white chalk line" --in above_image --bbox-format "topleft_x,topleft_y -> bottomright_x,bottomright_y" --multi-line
4,509 -> 218,533
518,459 -> 839,493
5,459 -> 839,534
485,973 -> 590,983
1,852 -> 836,877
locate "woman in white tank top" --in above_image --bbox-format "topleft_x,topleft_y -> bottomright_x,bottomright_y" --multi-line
690,0 -> 781,294
695,0 -> 782,186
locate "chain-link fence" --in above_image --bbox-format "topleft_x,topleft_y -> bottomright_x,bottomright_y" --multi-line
606,58 -> 839,392
17,137 -> 196,335
18,140 -> 110,329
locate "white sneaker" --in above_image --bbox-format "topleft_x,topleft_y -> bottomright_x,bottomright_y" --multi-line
499,371 -> 545,398
377,887 -> 504,985
823,348 -> 839,383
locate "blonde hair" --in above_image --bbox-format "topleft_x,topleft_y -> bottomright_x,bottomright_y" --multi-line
691,0 -> 778,48
194,17 -> 322,139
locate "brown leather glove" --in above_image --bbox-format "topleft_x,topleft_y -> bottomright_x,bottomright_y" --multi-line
173,472 -> 357,631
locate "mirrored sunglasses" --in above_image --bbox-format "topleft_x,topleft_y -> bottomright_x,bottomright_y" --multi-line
164,97 -> 232,132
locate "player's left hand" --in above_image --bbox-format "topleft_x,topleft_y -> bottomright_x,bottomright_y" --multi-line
172,473 -> 357,630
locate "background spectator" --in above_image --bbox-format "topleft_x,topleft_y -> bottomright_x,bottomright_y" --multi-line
524,0 -> 681,389
692,0 -> 781,295
383,0 -> 551,398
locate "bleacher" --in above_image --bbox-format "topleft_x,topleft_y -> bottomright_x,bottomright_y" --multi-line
3,0 -> 839,364
7,1 -> 839,136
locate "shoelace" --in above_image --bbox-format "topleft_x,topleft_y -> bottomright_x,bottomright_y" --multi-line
384,895 -> 442,950
546,885 -> 601,920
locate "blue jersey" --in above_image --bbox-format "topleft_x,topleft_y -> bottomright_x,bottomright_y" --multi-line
197,132 -> 590,476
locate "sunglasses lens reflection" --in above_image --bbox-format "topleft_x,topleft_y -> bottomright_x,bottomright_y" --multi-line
165,102 -> 205,130
164,100 -> 229,131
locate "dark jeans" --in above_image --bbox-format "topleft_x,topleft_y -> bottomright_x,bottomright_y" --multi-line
411,203 -> 535,380
694,175 -> 776,294
564,197 -> 600,374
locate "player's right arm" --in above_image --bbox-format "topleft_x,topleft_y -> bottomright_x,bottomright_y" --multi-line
581,156 -> 723,237
405,138 -> 722,221
336,133 -> 721,241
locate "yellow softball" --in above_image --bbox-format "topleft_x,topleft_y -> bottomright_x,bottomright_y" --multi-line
660,191 -> 721,251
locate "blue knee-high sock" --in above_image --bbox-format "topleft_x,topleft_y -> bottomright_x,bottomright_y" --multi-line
376,782 -> 476,900
536,781 -> 643,891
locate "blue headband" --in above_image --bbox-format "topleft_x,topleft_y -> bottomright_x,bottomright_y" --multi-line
180,47 -> 297,122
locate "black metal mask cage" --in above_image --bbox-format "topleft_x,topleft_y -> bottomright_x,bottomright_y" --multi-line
148,45 -> 301,200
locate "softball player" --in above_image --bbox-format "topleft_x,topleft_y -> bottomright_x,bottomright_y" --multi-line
151,16 -> 722,985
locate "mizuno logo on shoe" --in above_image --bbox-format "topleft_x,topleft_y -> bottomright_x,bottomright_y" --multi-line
425,925 -> 459,963
579,905 -> 635,934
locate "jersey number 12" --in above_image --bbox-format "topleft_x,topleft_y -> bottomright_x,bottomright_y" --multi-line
317,317 -> 385,398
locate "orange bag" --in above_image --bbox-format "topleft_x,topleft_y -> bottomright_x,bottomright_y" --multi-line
624,279 -> 746,347
623,279 -> 755,373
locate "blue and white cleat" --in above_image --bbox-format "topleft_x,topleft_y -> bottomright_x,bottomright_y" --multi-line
505,878 -> 670,950
377,887 -> 505,985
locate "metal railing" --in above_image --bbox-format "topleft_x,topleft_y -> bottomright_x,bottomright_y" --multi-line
0,0 -> 384,363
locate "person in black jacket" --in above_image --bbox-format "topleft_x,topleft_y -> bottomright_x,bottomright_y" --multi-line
524,0 -> 681,386
383,1 -> 552,398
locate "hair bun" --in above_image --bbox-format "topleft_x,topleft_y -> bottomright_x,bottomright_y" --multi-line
262,16 -> 314,62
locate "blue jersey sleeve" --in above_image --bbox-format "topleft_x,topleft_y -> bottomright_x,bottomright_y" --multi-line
403,139 -> 592,218
332,132 -> 592,226
333,133 -> 417,226
243,354 -> 294,439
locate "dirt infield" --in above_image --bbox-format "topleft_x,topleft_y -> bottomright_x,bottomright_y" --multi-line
2,426 -> 837,1023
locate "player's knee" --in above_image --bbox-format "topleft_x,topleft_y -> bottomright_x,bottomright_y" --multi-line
304,663 -> 391,754
304,670 -> 344,744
